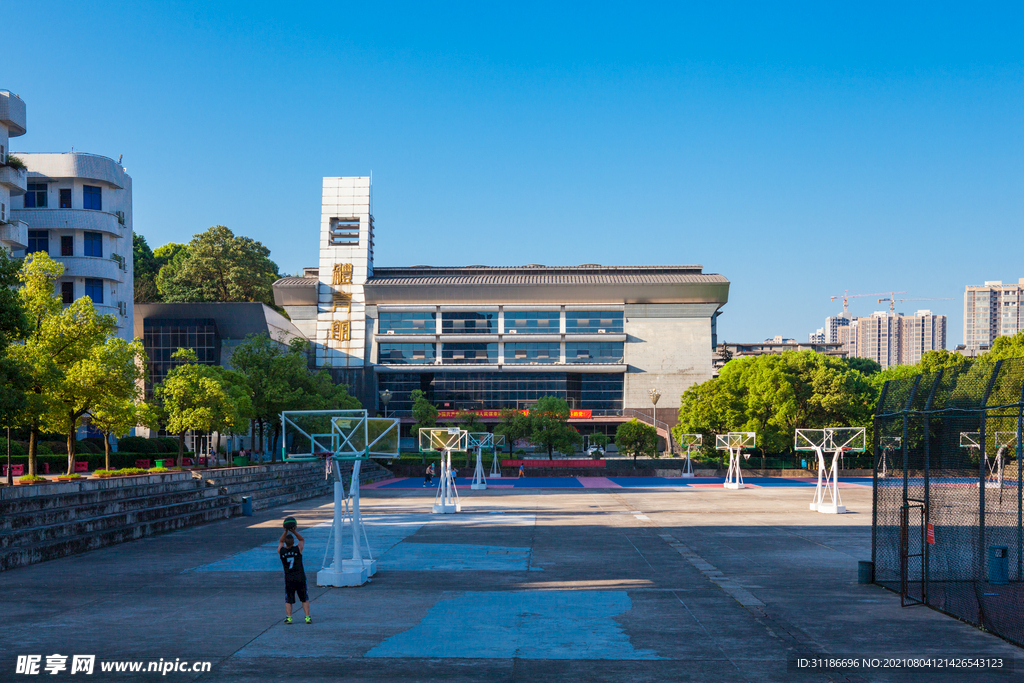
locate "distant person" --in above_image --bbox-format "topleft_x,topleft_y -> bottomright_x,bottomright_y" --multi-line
424,462 -> 435,486
278,523 -> 311,625
518,464 -> 525,479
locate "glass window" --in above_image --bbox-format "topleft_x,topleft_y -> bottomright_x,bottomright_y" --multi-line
84,231 -> 103,257
442,312 -> 497,334
23,183 -> 47,208
141,318 -> 219,396
61,281 -> 74,304
84,278 -> 104,304
441,342 -> 498,364
59,188 -> 72,208
504,342 -> 560,364
27,231 -> 48,254
83,185 -> 102,211
378,343 -> 436,365
565,342 -> 624,364
565,311 -> 624,334
379,311 -> 436,334
61,236 -> 74,256
503,311 -> 559,333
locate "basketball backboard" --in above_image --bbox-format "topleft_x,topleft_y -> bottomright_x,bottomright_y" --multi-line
678,433 -> 703,448
419,427 -> 469,453
794,427 -> 866,453
715,432 -> 756,450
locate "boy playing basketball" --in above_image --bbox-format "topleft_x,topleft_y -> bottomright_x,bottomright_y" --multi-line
278,520 -> 311,624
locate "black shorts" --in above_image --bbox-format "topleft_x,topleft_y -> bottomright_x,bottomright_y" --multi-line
285,576 -> 308,604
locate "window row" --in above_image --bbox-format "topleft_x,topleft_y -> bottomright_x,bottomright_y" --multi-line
22,184 -> 102,210
58,279 -> 105,305
378,342 -> 624,365
25,231 -> 105,257
377,310 -> 624,335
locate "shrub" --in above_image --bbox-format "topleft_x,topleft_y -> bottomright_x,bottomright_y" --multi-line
40,441 -> 65,455
147,467 -> 170,473
157,437 -> 180,452
93,470 -> 114,477
5,154 -> 27,171
0,439 -> 26,456
113,467 -> 148,476
18,474 -> 46,483
57,473 -> 83,479
117,436 -> 157,454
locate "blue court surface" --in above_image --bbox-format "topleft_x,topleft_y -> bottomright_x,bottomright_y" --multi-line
370,476 -> 872,489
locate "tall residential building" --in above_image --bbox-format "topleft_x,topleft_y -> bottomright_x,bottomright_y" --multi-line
825,314 -> 851,343
0,90 -> 28,253
964,279 -> 1024,351
808,328 -> 825,343
856,311 -> 901,369
11,153 -> 134,341
900,310 -> 946,366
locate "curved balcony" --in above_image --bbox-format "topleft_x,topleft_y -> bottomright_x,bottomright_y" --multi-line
0,91 -> 27,137
0,165 -> 27,195
13,208 -> 124,238
15,153 -> 127,189
0,219 -> 28,250
56,255 -> 125,283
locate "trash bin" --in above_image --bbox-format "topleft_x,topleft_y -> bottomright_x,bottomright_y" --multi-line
155,459 -> 165,468
989,546 -> 1009,585
858,560 -> 874,584
233,456 -> 249,467
242,496 -> 253,517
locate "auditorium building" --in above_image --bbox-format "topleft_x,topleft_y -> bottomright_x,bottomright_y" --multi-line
272,177 -> 730,447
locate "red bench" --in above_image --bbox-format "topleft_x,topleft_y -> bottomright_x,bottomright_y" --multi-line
502,459 -> 606,468
181,457 -> 193,467
163,458 -> 175,467
135,459 -> 151,469
2,464 -> 25,476
74,461 -> 89,473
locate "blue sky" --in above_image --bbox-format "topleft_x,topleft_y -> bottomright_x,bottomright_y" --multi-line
6,2 -> 1023,346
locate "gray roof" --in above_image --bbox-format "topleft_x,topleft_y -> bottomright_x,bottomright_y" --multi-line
366,265 -> 725,286
134,302 -> 303,342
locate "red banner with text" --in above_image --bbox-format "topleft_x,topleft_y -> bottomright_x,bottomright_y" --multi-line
437,409 -> 592,419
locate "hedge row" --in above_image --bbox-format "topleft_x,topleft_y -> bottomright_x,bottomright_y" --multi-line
1,437 -> 183,457
4,452 -> 196,472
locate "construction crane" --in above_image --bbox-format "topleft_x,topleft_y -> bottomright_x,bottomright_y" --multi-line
877,295 -> 954,314
830,290 -> 904,317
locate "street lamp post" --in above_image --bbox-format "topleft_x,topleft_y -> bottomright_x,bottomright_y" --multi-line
379,389 -> 393,418
6,426 -> 11,487
648,388 -> 662,456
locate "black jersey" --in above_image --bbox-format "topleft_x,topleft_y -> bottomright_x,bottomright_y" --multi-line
279,546 -> 305,579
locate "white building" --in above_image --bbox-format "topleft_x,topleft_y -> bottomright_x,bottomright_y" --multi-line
11,153 -> 134,341
0,90 -> 28,253
964,279 -> 1024,351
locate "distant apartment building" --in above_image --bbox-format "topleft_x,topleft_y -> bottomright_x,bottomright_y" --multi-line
808,328 -> 825,343
964,279 -> 1024,351
825,314 -> 851,344
714,337 -> 846,371
11,153 -> 134,341
0,90 -> 28,253
900,310 -> 947,366
848,310 -> 946,369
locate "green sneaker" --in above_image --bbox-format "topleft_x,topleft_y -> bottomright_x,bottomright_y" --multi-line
285,617 -> 292,624
305,616 -> 312,624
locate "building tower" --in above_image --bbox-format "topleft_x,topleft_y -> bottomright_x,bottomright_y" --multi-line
964,280 -> 1024,351
11,153 -> 134,341
0,90 -> 28,253
315,176 -> 373,368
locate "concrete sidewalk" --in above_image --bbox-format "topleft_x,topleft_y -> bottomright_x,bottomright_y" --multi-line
1,486 -> 1019,682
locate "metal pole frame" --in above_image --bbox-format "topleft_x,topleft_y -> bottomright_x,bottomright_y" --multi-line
978,361 -> 1004,583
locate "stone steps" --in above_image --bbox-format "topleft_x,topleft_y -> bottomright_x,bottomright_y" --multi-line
0,459 -> 394,573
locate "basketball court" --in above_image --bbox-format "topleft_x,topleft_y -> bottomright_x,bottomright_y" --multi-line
1,477 -> 1019,681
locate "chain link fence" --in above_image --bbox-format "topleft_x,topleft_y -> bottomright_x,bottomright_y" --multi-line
873,357 -> 1024,645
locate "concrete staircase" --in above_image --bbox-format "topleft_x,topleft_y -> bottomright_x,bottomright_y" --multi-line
200,460 -> 394,511
0,460 -> 393,572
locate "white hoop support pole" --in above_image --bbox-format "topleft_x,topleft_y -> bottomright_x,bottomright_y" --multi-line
490,449 -> 503,478
724,448 -> 745,489
681,445 -> 694,477
433,450 -> 461,514
810,446 -> 846,514
317,458 -> 375,586
472,445 -> 487,490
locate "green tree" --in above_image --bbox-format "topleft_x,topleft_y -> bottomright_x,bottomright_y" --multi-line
494,408 -> 531,455
980,331 -> 1024,362
9,254 -> 116,475
410,389 -> 438,438
47,336 -> 146,475
156,226 -> 279,307
616,419 -> 658,462
91,397 -> 157,471
132,233 -> 161,303
156,349 -> 240,459
589,431 -> 610,455
529,396 -> 575,460
0,249 -> 30,446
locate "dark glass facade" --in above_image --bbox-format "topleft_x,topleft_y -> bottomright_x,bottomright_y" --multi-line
379,311 -> 436,334
142,318 -> 219,395
503,310 -> 559,333
378,342 -> 436,364
377,371 -> 623,413
504,342 -> 559,363
565,310 -> 623,333
441,342 -> 498,364
565,342 -> 624,363
441,311 -> 497,334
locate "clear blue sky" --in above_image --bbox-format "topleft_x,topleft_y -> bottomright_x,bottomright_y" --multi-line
6,2 -> 1023,346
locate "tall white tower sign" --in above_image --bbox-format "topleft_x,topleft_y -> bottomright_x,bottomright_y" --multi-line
315,177 -> 373,368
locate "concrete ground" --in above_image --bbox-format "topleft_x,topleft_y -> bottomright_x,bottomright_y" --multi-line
1,483 -> 1021,682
